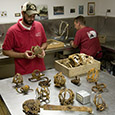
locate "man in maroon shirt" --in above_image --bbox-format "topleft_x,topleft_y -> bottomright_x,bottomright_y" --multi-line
2,2 -> 47,75
70,16 -> 102,60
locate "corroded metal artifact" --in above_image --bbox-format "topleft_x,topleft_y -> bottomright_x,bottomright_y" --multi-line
60,53 -> 94,68
54,72 -> 66,88
16,85 -> 33,94
79,53 -> 94,64
93,94 -> 107,111
23,100 -> 92,114
22,99 -> 40,115
92,82 -> 106,93
71,76 -> 81,86
29,69 -> 44,82
58,88 -> 74,105
12,73 -> 23,86
39,77 -> 51,87
41,104 -> 92,114
36,86 -> 50,103
31,45 -> 42,56
87,68 -> 99,83
61,58 -> 72,68
68,53 -> 82,67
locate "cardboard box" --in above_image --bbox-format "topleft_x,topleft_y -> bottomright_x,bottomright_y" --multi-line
55,58 -> 100,77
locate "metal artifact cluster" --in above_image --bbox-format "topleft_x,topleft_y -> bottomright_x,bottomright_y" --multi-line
86,68 -> 107,112
78,53 -> 94,65
93,94 -> 107,111
39,77 -> 51,87
18,67 -> 108,114
54,72 -> 66,87
58,88 -> 74,105
87,68 -> 99,83
23,99 -> 40,115
36,86 -> 50,104
16,85 -> 33,94
61,58 -> 73,68
31,45 -> 42,56
92,82 -> 107,93
61,53 -> 94,68
29,69 -> 44,82
12,73 -> 23,86
68,53 -> 82,67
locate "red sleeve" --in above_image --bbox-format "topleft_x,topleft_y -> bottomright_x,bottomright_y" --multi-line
2,29 -> 15,50
73,31 -> 81,47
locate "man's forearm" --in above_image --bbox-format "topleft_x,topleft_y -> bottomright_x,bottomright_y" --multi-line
41,42 -> 47,50
2,49 -> 25,58
70,40 -> 77,48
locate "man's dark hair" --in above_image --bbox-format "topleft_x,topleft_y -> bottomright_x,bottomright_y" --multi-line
74,16 -> 86,25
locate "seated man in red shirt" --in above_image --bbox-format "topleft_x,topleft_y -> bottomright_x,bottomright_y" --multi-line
2,2 -> 47,75
70,16 -> 102,60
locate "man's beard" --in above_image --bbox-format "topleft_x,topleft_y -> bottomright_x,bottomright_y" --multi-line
23,16 -> 34,25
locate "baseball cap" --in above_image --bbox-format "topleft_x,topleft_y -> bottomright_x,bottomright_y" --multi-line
22,2 -> 39,16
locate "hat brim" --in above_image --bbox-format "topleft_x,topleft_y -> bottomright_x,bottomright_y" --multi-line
26,10 -> 39,16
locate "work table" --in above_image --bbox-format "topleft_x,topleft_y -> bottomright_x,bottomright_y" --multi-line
0,42 -> 73,59
0,39 -> 115,59
0,69 -> 115,115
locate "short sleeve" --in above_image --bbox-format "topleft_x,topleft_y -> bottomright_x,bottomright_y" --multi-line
2,29 -> 15,50
73,31 -> 81,47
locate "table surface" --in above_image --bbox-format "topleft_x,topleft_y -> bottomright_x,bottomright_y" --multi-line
0,69 -> 115,115
0,43 -> 72,59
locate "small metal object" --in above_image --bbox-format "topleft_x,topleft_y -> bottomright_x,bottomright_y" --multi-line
55,20 -> 69,40
54,72 -> 66,88
12,73 -> 23,86
61,58 -> 72,68
68,53 -> 82,67
29,69 -> 44,82
39,77 -> 51,87
16,85 -> 33,94
36,86 -> 50,104
71,76 -> 81,86
87,68 -> 99,83
22,99 -> 40,115
58,88 -> 74,105
92,82 -> 106,93
93,93 -> 107,111
31,45 -> 42,56
79,53 -> 94,65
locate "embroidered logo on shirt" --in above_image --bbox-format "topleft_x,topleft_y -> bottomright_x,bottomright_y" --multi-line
87,30 -> 97,39
35,32 -> 41,37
